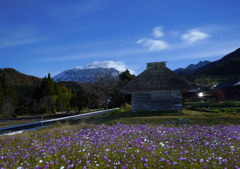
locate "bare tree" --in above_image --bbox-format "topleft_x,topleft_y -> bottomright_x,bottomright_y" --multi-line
92,74 -> 118,109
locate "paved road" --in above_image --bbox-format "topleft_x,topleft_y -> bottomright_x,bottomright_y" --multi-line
0,108 -> 117,135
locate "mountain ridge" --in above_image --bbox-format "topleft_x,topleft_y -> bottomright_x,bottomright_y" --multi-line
53,67 -> 121,83
194,48 -> 240,77
174,61 -> 211,76
174,47 -> 240,82
0,68 -> 42,86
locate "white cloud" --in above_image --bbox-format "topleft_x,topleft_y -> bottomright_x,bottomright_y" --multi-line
0,38 -> 44,48
181,29 -> 209,44
83,60 -> 136,74
137,38 -> 168,51
152,26 -> 165,38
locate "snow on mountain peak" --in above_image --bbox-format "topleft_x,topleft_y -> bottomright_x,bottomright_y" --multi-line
53,67 -> 121,83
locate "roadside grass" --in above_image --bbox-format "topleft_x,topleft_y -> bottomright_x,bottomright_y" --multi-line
0,108 -> 103,128
0,119 -> 43,128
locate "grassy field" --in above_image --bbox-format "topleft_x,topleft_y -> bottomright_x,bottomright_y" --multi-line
0,105 -> 240,168
86,108 -> 240,126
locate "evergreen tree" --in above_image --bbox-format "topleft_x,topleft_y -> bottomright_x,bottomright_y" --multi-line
119,69 -> 135,84
54,81 -> 62,97
0,73 -> 17,119
33,73 -> 73,114
34,73 -> 57,114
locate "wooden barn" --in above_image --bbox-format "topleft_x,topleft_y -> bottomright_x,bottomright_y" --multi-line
121,62 -> 192,112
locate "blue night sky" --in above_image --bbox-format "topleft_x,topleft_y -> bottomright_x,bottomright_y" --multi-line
1,0 -> 240,77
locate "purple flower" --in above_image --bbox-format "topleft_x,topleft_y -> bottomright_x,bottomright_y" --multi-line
144,163 -> 149,168
62,155 -> 66,160
68,164 -> 74,168
103,156 -> 108,161
86,161 -> 91,166
66,160 -> 70,164
184,150 -> 189,154
173,161 -> 177,165
200,159 -> 204,163
145,158 -> 148,162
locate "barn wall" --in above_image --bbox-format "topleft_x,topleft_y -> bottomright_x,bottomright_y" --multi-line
131,90 -> 182,112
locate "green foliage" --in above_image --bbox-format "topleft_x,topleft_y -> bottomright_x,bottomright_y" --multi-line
188,101 -> 240,114
63,81 -> 83,93
31,74 -> 74,115
39,73 -> 55,98
0,72 -> 95,118
112,103 -> 132,113
119,69 -> 135,83
55,83 -> 72,112
109,116 -> 240,126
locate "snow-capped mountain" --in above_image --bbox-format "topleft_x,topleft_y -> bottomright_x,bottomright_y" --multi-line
53,67 -> 121,83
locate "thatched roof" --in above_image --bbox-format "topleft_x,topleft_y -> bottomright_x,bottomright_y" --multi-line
121,62 -> 192,93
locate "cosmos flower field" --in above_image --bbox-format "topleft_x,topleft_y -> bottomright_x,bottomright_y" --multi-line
0,123 -> 240,169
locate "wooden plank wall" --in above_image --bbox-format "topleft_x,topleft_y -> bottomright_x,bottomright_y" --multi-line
132,90 -> 182,112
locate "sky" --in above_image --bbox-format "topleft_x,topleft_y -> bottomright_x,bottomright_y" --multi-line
0,0 -> 240,77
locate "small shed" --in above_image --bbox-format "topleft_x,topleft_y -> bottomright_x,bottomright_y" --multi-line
215,78 -> 240,99
121,62 -> 192,112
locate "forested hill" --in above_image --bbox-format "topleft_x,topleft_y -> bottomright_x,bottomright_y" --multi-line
174,61 -> 210,76
193,48 -> 240,78
0,68 -> 42,86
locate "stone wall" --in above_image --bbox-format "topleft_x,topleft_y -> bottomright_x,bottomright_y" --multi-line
131,90 -> 182,112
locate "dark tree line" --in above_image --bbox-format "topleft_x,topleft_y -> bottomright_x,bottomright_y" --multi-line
0,70 -> 135,119
0,73 -> 17,119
